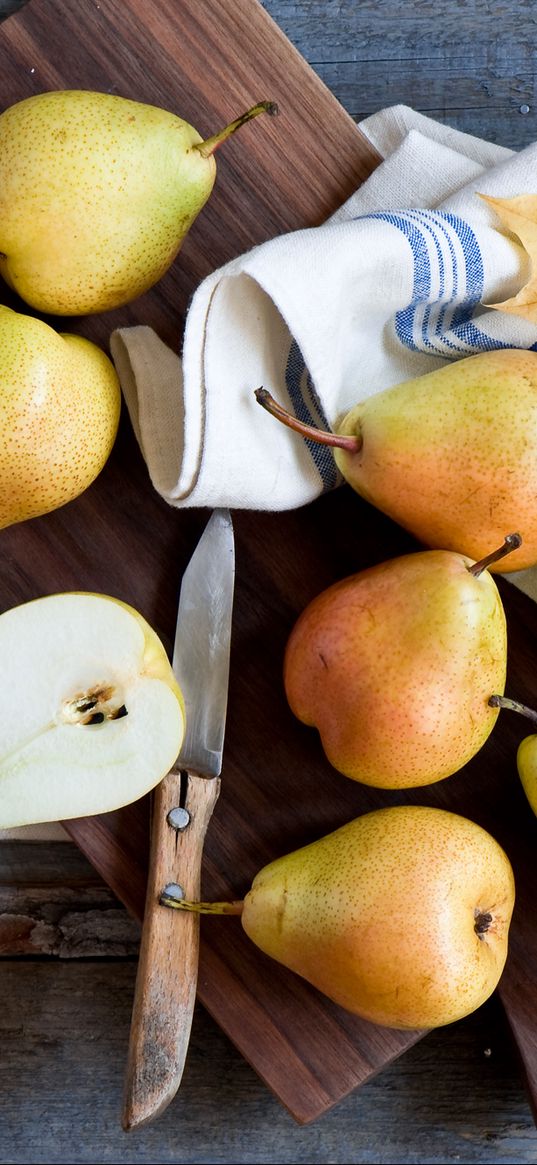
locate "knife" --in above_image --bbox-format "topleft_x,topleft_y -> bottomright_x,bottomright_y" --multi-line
122,508 -> 235,1131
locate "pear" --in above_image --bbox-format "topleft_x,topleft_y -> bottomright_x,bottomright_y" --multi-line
0,90 -> 277,315
160,805 -> 515,1030
256,348 -> 537,571
283,536 -> 519,788
0,305 -> 120,527
489,694 -> 537,818
0,591 -> 185,828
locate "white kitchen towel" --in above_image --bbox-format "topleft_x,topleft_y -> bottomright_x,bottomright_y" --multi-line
111,104 -> 537,575
4,105 -> 537,842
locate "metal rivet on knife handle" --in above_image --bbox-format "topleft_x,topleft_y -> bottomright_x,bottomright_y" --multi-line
161,882 -> 185,902
167,806 -> 191,831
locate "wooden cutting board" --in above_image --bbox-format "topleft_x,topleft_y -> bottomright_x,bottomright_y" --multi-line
1,0 -> 537,1127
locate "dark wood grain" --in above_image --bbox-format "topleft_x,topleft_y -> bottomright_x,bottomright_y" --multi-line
1,0 -> 537,1146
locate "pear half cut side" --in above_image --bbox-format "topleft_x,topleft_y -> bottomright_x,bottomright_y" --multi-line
0,592 -> 185,827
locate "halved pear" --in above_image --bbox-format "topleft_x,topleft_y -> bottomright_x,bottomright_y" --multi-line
0,592 -> 185,827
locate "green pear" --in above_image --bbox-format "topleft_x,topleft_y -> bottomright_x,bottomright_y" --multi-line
0,304 -> 120,527
283,536 -> 520,788
489,694 -> 537,817
256,348 -> 537,571
518,735 -> 537,815
160,805 -> 515,1030
0,90 -> 277,315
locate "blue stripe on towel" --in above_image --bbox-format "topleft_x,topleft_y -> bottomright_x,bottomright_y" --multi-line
285,340 -> 340,491
365,209 -> 518,355
283,208 -> 537,490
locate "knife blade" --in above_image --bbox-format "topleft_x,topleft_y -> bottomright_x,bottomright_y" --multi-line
122,509 -> 235,1131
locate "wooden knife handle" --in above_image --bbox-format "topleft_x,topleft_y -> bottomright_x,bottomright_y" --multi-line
122,766 -> 221,1131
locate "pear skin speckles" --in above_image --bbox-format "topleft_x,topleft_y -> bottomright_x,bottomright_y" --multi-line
241,805 -> 515,1029
335,349 -> 537,572
0,306 -> 120,527
0,90 -> 216,315
284,549 -> 506,788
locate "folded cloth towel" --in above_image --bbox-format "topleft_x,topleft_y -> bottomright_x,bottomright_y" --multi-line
111,104 -> 537,593
4,105 -> 537,843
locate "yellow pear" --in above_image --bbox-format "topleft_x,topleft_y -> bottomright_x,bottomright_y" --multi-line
0,591 -> 185,827
160,805 -> 515,1030
256,348 -> 537,571
283,537 -> 518,788
0,305 -> 120,527
0,90 -> 276,315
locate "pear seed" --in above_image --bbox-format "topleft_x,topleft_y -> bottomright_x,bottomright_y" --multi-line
62,684 -> 128,726
110,704 -> 128,720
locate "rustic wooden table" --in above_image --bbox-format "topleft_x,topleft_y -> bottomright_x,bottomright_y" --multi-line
2,2 -> 537,1162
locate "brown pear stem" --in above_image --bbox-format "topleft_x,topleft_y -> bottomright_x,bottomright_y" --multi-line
488,694 -> 537,726
467,532 -> 522,577
195,101 -> 278,158
160,890 -> 244,916
255,387 -> 362,452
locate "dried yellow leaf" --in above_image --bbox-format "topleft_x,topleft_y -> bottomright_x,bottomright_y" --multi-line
480,193 -> 537,322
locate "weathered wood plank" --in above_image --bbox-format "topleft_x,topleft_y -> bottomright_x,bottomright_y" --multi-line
0,839 -> 104,884
0,886 -> 140,957
0,961 -> 535,1164
261,0 -> 537,148
0,842 -> 140,956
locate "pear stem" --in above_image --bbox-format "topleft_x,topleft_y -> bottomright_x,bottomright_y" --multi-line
160,890 -> 244,916
467,532 -> 522,577
255,387 -> 362,452
488,694 -> 537,725
195,101 -> 278,158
